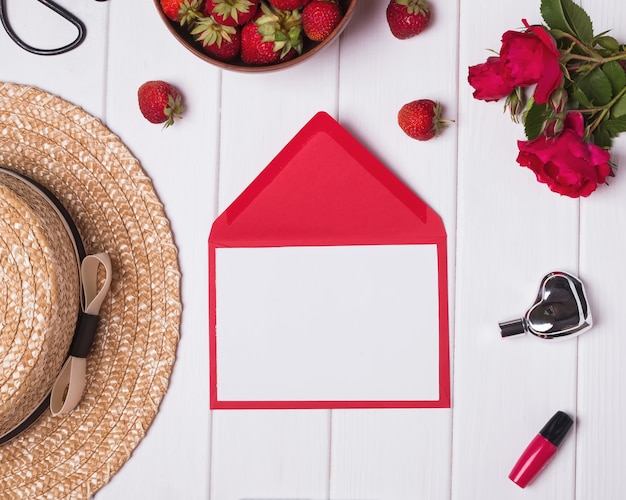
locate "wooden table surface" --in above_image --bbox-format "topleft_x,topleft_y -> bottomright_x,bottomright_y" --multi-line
2,0 -> 626,498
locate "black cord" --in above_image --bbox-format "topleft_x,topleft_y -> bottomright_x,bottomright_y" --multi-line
0,0 -> 105,56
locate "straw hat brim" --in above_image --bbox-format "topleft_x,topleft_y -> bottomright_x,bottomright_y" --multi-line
0,82 -> 181,498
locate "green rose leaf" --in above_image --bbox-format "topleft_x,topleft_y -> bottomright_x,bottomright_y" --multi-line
593,123 -> 613,149
603,116 -> 626,137
564,0 -> 594,43
602,61 -> 626,95
541,0 -> 593,43
524,101 -> 549,140
611,92 -> 626,118
577,67 -> 613,106
541,0 -> 573,35
572,86 -> 593,108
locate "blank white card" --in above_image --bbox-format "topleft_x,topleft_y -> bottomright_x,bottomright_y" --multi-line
215,244 -> 440,402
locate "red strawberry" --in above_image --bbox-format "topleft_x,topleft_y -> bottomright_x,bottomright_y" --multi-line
267,0 -> 310,9
241,2 -> 303,64
192,17 -> 242,61
137,81 -> 185,128
241,21 -> 281,64
203,0 -> 259,27
302,0 -> 342,42
398,99 -> 450,141
386,0 -> 431,40
160,0 -> 203,27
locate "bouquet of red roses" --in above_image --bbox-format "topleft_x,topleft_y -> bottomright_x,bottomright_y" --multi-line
468,0 -> 626,198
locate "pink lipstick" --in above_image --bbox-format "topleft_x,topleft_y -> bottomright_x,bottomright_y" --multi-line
509,411 -> 574,488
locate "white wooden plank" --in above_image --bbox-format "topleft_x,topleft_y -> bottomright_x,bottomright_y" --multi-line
577,140 -> 626,499
209,17 -> 343,500
453,0 -> 579,498
337,0 -> 458,218
331,410 -> 452,500
94,0 -> 219,498
329,1 -> 457,498
210,411 -> 331,500
577,1 -> 626,497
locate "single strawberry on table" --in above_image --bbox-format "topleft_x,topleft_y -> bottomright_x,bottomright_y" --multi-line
137,81 -> 185,128
386,0 -> 431,39
192,16 -> 242,61
398,99 -> 450,141
160,0 -> 203,27
302,0 -> 342,42
203,0 -> 259,27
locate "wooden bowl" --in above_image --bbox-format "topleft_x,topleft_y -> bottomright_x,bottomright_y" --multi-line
153,0 -> 358,72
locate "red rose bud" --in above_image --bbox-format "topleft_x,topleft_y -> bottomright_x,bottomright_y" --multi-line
505,88 -> 525,122
551,117 -> 564,137
549,88 -> 568,113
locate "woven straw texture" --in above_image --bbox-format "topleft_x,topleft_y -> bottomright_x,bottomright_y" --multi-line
0,82 -> 181,499
0,171 -> 80,438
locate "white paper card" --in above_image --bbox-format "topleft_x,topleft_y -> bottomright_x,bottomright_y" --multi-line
215,244 -> 440,402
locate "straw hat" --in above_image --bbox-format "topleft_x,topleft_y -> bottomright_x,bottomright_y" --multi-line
0,82 -> 181,498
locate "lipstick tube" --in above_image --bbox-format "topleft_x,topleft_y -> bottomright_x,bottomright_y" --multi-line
509,411 -> 573,488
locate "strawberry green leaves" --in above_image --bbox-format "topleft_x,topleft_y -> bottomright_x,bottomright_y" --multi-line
256,2 -> 303,57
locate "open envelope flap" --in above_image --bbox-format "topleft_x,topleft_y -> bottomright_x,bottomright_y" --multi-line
209,112 -> 446,247
209,111 -> 450,409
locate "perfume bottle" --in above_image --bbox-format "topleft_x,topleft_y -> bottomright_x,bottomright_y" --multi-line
499,271 -> 592,340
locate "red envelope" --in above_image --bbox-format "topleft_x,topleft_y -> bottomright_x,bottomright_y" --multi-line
209,112 -> 450,409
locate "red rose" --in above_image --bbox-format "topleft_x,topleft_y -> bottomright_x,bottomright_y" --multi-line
468,20 -> 562,105
516,113 -> 612,198
500,21 -> 562,104
468,56 -> 516,102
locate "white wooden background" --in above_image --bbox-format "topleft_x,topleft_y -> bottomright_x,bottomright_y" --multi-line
1,0 -> 626,498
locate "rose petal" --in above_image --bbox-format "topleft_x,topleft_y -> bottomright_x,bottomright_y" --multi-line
533,52 -> 562,104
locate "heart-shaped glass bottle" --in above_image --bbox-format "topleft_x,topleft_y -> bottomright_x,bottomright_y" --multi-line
499,272 -> 592,340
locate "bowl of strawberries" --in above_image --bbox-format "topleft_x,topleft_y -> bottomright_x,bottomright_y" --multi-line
155,0 -> 357,72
